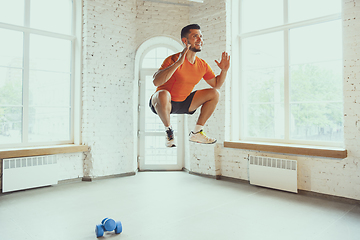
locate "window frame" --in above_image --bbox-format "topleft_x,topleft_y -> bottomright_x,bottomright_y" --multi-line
0,0 -> 82,149
138,43 -> 184,171
134,36 -> 186,170
230,0 -> 344,148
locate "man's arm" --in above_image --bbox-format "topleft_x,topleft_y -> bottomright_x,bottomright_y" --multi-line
206,51 -> 230,89
207,70 -> 228,89
153,45 -> 190,87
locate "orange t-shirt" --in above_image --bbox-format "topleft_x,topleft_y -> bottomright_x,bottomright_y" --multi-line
156,52 -> 215,102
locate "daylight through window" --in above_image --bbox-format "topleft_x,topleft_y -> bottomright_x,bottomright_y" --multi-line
0,0 -> 74,147
238,0 -> 343,147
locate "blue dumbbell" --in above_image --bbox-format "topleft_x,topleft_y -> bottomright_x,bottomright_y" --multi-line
95,218 -> 122,238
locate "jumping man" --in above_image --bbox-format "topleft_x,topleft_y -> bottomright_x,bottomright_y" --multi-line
149,24 -> 230,147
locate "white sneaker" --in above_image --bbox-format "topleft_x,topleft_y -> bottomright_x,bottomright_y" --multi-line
189,130 -> 217,144
166,128 -> 176,147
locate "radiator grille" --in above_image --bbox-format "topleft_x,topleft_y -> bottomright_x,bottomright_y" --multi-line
4,155 -> 57,169
250,156 -> 297,171
2,155 -> 58,193
249,156 -> 298,193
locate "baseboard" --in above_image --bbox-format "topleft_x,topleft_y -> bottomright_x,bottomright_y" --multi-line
58,177 -> 83,184
82,176 -> 92,182
215,175 -> 249,184
183,167 -> 222,180
298,190 -> 360,205
187,170 -> 217,180
82,172 -> 136,182
182,167 -> 189,173
183,170 -> 360,205
138,169 -> 183,172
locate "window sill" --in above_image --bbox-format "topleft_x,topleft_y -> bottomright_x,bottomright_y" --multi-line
224,141 -> 347,159
0,144 -> 89,159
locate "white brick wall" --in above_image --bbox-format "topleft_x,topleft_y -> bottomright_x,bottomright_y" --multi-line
216,0 -> 360,200
183,0 -> 360,200
57,153 -> 84,181
186,0 -> 228,176
136,1 -> 189,47
82,0 -> 137,178
80,0 -> 189,178
0,159 -> 2,188
12,0 -> 357,200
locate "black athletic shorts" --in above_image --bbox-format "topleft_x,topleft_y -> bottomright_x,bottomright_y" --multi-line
149,91 -> 197,115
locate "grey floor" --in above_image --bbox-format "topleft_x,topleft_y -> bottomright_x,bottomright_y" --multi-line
0,172 -> 359,240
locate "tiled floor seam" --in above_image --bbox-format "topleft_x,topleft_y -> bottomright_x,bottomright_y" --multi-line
312,205 -> 356,239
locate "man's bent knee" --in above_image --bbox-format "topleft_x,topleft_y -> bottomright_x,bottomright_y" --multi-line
158,90 -> 171,100
209,88 -> 220,101
152,90 -> 171,106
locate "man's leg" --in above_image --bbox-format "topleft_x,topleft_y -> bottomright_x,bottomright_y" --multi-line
188,88 -> 220,125
151,90 -> 172,127
188,88 -> 219,144
151,90 -> 175,147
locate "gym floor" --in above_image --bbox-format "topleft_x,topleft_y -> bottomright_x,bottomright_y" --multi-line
0,171 -> 359,240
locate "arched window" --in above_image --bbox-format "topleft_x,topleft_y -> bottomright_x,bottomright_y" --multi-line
136,37 -> 183,171
142,47 -> 175,68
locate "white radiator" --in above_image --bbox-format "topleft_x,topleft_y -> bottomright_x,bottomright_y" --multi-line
2,155 -> 58,193
249,156 -> 298,193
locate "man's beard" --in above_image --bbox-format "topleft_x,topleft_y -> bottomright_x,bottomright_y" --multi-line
187,37 -> 202,52
190,46 -> 201,52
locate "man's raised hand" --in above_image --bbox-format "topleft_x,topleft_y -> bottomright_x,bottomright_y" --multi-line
215,52 -> 230,71
176,44 -> 190,65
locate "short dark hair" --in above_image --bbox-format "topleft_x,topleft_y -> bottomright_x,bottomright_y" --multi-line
181,24 -> 201,39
